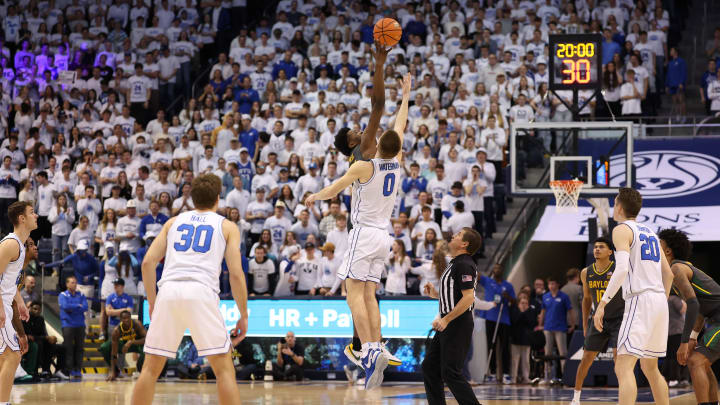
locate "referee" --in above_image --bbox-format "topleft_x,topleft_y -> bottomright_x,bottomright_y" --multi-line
423,227 -> 482,405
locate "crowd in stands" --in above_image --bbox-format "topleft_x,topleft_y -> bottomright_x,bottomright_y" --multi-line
0,0 -> 680,304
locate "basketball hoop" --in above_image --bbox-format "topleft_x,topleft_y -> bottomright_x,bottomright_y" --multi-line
549,180 -> 584,213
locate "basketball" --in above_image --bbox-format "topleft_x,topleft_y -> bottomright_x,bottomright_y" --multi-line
373,18 -> 402,47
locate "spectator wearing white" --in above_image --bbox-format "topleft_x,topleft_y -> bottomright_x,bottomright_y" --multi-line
426,164 -> 450,223
298,131 -> 325,168
172,183 -> 195,215
68,215 -> 93,253
509,94 -> 534,124
475,149 -> 496,238
0,155 -> 19,233
251,163 -> 279,200
104,185 -> 128,216
317,242 -> 341,296
132,183 -> 150,217
116,199 -> 141,254
99,152 -> 122,198
49,193 -> 75,263
444,148 -> 467,185
246,187 -> 273,246
384,239 -> 412,296
444,200 -> 475,241
441,182 -> 467,232
326,214 -> 348,260
264,201 -> 293,248
708,70 -> 720,114
295,162 -> 322,203
480,116 -> 506,174
464,165 -> 488,237
248,246 -> 277,296
295,241 -> 322,296
621,69 -> 643,117
226,176 -> 250,219
413,205 -> 443,244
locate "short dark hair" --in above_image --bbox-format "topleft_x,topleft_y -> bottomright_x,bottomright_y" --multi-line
566,267 -> 580,280
334,127 -> 353,156
120,310 -> 131,318
658,228 -> 692,261
594,236 -> 614,250
191,174 -> 222,209
8,201 -> 32,226
616,187 -> 642,218
378,130 -> 401,158
461,227 -> 482,255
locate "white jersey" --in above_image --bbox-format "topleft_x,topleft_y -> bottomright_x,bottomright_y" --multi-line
0,233 -> 25,303
621,220 -> 665,299
160,210 -> 227,294
350,158 -> 402,229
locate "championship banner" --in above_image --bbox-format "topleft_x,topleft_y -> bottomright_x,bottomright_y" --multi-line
534,138 -> 720,241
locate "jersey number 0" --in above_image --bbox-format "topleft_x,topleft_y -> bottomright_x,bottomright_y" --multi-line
382,173 -> 396,197
174,224 -> 214,253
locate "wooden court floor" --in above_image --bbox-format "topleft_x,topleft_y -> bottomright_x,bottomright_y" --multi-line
7,377 -> 702,404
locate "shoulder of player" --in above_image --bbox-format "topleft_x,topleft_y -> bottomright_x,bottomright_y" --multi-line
670,260 -> 692,278
0,237 -> 21,260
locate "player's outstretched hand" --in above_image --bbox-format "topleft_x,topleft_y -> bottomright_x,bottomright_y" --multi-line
305,194 -> 318,208
231,316 -> 248,343
372,41 -> 390,66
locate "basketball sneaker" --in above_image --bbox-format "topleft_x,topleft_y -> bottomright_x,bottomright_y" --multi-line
344,343 -> 362,368
381,341 -> 402,366
361,348 -> 388,390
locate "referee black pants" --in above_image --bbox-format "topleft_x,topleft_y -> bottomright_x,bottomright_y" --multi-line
422,312 -> 480,405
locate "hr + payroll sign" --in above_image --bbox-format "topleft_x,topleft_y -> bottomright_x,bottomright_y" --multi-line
142,299 -> 438,339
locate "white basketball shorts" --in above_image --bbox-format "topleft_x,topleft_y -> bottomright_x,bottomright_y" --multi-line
0,301 -> 20,354
617,291 -> 668,358
144,281 -> 230,358
337,226 -> 393,283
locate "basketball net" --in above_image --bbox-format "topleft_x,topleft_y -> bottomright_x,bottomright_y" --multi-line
549,180 -> 584,213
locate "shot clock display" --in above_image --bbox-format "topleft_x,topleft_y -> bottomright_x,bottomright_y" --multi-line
549,34 -> 602,91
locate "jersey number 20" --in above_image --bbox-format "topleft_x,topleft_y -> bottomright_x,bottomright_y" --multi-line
382,173 -> 396,197
639,234 -> 660,262
174,224 -> 213,253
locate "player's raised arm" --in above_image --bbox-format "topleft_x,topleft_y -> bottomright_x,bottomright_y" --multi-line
224,219 -> 249,341
393,73 -> 412,160
361,42 -> 390,157
142,217 -> 175,318
594,224 -> 632,331
305,161 -> 370,206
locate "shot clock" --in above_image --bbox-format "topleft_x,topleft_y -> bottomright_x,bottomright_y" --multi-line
549,34 -> 602,91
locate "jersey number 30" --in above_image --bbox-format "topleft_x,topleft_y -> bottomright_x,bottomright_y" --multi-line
174,224 -> 213,253
639,234 -> 660,262
382,173 -> 396,197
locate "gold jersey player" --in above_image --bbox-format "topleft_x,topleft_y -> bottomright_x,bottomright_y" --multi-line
0,201 -> 37,405
332,43 -> 402,371
306,73 -> 411,389
571,236 -> 624,405
593,188 -> 673,405
658,229 -> 720,405
131,174 -> 248,405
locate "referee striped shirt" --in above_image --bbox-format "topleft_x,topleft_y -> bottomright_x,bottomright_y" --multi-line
439,254 -> 478,317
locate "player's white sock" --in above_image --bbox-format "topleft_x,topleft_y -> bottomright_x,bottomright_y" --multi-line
573,390 -> 581,402
369,341 -> 381,350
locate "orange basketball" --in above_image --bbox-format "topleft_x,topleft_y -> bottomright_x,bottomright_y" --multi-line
373,18 -> 402,47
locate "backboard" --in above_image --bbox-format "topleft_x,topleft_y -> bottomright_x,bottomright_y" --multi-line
509,121 -> 635,198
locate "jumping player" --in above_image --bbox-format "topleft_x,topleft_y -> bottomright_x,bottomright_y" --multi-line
571,236 -> 623,405
332,43 -> 402,369
131,174 -> 248,405
0,201 -> 36,404
306,73 -> 411,389
593,188 -> 673,405
658,229 -> 720,405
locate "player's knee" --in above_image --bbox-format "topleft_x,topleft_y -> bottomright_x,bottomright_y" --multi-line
142,355 -> 167,377
638,358 -> 658,375
688,352 -> 708,371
